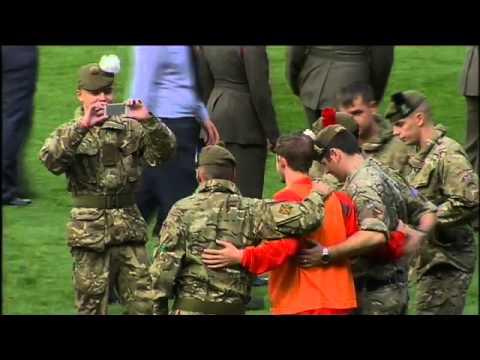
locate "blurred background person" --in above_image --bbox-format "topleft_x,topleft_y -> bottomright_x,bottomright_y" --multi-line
459,46 -> 478,230
131,46 -> 219,235
286,46 -> 394,126
196,46 -> 280,200
2,46 -> 38,206
460,46 -> 478,174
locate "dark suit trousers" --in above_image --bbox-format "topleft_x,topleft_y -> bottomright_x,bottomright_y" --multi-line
226,143 -> 267,199
465,96 -> 479,174
2,59 -> 37,202
303,106 -> 322,127
135,118 -> 201,234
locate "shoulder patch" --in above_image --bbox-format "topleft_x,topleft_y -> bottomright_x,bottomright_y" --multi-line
278,203 -> 293,216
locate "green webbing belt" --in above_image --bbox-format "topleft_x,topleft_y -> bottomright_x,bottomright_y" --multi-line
72,193 -> 135,209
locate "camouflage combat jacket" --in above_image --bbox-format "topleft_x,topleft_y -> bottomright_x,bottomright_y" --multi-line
309,116 -> 414,188
39,115 -> 176,251
150,179 -> 327,312
361,115 -> 414,178
343,157 -> 436,281
406,124 -> 478,274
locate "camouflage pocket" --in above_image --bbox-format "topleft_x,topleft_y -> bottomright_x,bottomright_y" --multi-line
75,137 -> 101,185
68,208 -> 106,251
120,141 -> 141,182
109,208 -> 147,245
411,162 -> 437,198
73,265 -> 108,296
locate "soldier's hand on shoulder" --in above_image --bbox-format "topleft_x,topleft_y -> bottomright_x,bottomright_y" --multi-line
125,99 -> 151,122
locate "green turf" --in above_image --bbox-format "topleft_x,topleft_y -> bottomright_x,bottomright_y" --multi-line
2,46 -> 478,315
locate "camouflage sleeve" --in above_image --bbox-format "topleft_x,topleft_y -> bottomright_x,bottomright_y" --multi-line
138,116 -> 177,167
38,120 -> 89,175
149,206 -> 186,315
350,186 -> 389,239
403,185 -> 437,225
255,191 -> 326,240
437,151 -> 479,225
387,168 -> 438,225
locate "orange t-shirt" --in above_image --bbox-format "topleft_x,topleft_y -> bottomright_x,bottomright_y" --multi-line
268,177 -> 357,315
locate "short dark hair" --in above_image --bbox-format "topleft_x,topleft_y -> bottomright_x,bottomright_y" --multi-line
336,82 -> 375,109
275,134 -> 314,173
322,131 -> 362,162
200,165 -> 235,181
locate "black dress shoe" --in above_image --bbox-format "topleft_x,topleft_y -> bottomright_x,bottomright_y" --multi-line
3,197 -> 32,206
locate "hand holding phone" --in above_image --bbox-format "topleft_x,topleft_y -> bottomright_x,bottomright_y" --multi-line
106,103 -> 128,117
125,99 -> 151,122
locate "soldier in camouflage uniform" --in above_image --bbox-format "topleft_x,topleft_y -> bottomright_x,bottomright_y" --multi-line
308,110 -> 358,189
336,82 -> 414,177
39,55 -> 176,315
300,125 -> 437,314
149,144 -> 329,315
386,90 -> 478,315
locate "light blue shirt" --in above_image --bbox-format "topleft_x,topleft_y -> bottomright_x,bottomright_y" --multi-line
131,46 -> 209,123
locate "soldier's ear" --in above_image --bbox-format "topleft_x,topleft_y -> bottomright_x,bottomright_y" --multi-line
76,89 -> 84,103
414,112 -> 425,127
278,156 -> 288,170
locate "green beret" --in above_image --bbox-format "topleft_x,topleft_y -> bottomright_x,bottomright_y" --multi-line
198,144 -> 237,167
312,112 -> 359,136
385,90 -> 427,123
78,63 -> 115,91
313,125 -> 348,160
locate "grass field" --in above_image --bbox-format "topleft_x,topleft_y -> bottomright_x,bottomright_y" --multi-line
2,46 -> 478,315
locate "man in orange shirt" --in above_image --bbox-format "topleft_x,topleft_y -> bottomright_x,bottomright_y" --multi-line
203,134 -> 358,314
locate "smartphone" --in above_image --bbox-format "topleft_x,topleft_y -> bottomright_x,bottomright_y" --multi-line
106,103 -> 127,117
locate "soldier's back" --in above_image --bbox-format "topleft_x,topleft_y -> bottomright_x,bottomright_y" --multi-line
169,180 -> 266,304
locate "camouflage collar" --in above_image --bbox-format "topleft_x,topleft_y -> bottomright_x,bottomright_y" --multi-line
409,124 -> 447,168
345,156 -> 377,185
197,179 -> 241,195
361,115 -> 393,152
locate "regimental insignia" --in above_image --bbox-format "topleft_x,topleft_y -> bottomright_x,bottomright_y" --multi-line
400,104 -> 410,116
278,203 -> 292,216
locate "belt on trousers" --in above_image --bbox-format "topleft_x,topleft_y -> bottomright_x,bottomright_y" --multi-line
214,80 -> 250,94
308,48 -> 368,62
355,274 -> 402,292
173,297 -> 246,315
72,193 -> 135,209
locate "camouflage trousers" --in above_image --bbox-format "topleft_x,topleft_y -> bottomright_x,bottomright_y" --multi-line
416,263 -> 474,315
71,244 -> 153,315
354,282 -> 409,315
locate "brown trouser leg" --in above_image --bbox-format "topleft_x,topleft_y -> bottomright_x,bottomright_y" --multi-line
465,96 -> 479,174
226,143 -> 267,199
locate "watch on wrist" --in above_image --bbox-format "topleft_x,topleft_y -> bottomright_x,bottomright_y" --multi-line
321,247 -> 331,265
